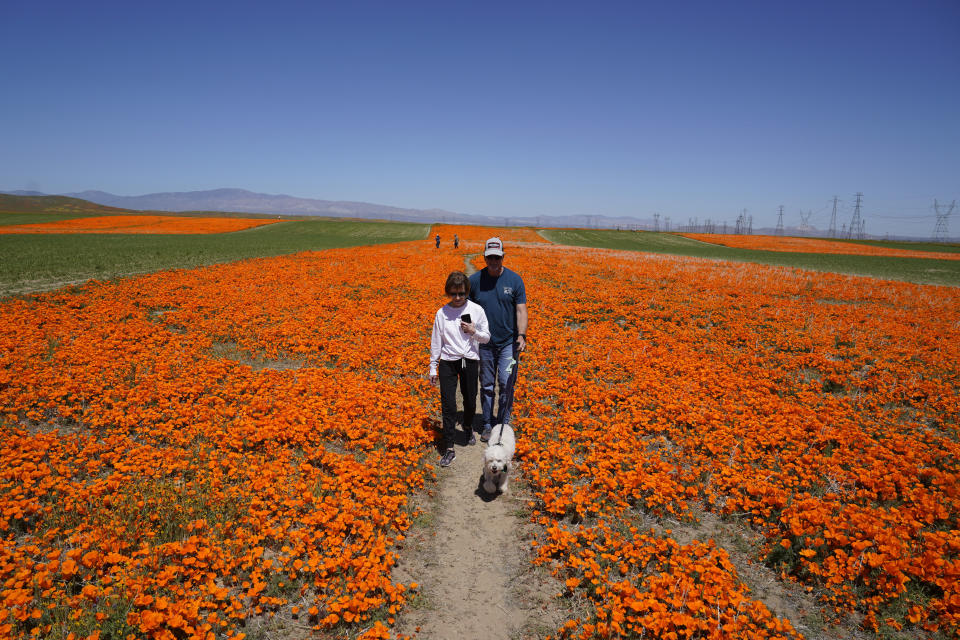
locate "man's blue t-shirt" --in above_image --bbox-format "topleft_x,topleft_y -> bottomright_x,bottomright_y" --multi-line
469,267 -> 526,347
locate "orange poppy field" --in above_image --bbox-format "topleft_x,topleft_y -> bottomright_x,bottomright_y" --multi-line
0,216 -> 279,235
1,225 -> 958,639
681,234 -> 960,261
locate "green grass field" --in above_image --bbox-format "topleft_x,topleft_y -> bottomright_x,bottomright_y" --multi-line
0,212 -> 92,226
1,220 -> 428,298
830,237 -> 960,254
539,229 -> 960,286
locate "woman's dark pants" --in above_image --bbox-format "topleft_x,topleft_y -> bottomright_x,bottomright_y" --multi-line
438,358 -> 479,450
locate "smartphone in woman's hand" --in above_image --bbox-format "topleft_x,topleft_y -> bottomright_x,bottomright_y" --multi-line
460,313 -> 471,324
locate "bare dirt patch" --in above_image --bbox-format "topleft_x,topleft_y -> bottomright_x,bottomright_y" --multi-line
631,505 -> 872,640
210,340 -> 306,371
0,271 -> 167,299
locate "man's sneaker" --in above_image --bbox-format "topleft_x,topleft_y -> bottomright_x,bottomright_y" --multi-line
480,427 -> 493,443
466,430 -> 477,446
439,449 -> 456,467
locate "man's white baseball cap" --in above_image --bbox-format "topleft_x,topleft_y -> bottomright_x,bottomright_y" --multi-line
484,237 -> 504,257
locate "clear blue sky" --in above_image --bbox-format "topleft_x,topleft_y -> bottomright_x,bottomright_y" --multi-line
2,0 -> 958,236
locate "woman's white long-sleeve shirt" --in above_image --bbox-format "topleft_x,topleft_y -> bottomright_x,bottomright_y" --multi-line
429,300 -> 490,376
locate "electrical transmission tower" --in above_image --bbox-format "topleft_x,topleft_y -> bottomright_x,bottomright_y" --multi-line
932,199 -> 955,242
847,193 -> 863,239
653,212 -> 660,232
828,196 -> 839,237
775,206 -> 784,235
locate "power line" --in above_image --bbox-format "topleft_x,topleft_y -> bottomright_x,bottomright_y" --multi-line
868,212 -> 938,220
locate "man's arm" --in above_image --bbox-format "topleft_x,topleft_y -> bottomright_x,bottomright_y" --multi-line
516,302 -> 528,352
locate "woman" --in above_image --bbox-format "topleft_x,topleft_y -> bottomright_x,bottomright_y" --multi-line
429,271 -> 490,467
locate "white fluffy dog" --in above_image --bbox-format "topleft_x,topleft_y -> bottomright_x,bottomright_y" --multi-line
482,423 -> 515,494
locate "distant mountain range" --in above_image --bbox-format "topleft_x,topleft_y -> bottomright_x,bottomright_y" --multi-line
1,188 -> 653,229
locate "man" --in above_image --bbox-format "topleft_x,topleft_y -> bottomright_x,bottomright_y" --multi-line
469,237 -> 527,442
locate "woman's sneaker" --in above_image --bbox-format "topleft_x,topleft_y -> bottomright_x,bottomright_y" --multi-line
439,449 -> 456,467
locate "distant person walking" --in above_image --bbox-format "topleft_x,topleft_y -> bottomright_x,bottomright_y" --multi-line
435,233 -> 441,249
429,271 -> 490,467
469,237 -> 527,442
454,234 -> 459,249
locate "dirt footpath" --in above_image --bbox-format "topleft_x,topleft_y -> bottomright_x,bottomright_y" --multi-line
393,428 -> 565,640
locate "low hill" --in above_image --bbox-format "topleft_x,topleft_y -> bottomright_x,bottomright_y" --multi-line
0,193 -> 131,215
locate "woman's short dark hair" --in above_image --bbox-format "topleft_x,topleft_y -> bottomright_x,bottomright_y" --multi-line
445,271 -> 470,295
